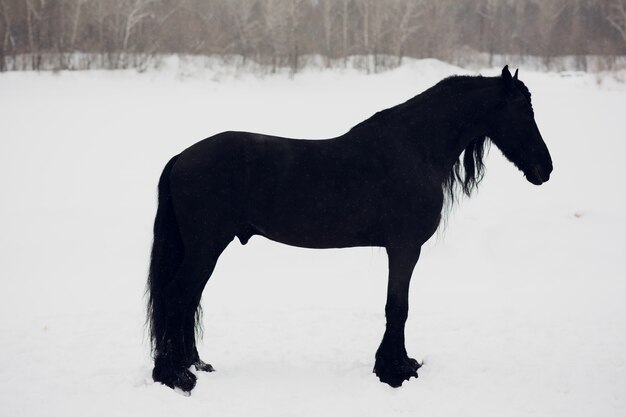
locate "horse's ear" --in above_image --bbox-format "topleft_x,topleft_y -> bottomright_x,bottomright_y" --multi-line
514,68 -> 519,80
502,65 -> 513,90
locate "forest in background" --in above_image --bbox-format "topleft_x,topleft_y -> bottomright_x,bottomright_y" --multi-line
1,0 -> 625,72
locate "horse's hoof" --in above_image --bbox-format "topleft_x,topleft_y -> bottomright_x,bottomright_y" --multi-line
194,359 -> 215,372
373,356 -> 420,387
407,357 -> 422,371
153,366 -> 197,392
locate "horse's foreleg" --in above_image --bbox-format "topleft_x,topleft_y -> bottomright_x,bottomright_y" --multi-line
374,246 -> 421,387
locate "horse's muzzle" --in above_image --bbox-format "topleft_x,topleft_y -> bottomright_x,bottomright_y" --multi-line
526,164 -> 552,185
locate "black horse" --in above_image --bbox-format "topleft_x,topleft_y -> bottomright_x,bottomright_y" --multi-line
147,66 -> 552,392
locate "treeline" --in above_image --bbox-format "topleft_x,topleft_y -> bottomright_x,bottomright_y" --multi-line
1,0 -> 625,72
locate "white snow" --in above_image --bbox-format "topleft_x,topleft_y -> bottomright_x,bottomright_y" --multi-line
0,59 -> 625,417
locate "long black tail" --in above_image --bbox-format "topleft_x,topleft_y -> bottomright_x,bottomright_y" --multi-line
147,155 -> 183,355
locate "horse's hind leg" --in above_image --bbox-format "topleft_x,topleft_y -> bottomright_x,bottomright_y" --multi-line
374,245 -> 422,387
182,248 -> 227,373
152,237 -> 231,392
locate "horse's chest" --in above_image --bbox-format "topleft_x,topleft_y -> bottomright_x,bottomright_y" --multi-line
381,180 -> 444,243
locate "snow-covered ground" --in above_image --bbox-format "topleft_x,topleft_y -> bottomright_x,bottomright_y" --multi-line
1,59 -> 625,417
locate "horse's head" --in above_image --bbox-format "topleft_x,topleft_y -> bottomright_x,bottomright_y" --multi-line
488,66 -> 553,185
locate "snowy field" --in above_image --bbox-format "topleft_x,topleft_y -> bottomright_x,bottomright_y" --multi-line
1,59 -> 625,416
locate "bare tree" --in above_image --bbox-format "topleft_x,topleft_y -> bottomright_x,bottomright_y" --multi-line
120,0 -> 156,51
390,0 -> 424,65
263,0 -> 287,71
286,0 -> 306,74
0,0 -> 16,70
319,0 -> 335,66
607,0 -> 626,44
476,0 -> 499,66
69,0 -> 89,51
24,0 -> 44,69
536,0 -> 569,66
1,0 -> 625,72
356,0 -> 390,72
229,0 -> 262,62
339,0 -> 351,66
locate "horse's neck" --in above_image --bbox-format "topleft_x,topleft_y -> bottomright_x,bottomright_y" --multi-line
397,81 -> 498,174
345,79 -> 500,180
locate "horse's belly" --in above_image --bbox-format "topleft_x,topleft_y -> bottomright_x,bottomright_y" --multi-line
250,219 -> 383,249
248,183 -> 383,249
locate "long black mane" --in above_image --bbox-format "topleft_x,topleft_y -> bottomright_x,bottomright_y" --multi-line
443,135 -> 490,207
434,77 -> 493,206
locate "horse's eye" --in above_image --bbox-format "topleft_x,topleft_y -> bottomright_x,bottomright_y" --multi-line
512,98 -> 533,116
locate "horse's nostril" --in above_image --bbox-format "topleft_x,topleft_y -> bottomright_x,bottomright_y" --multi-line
536,164 -> 551,182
